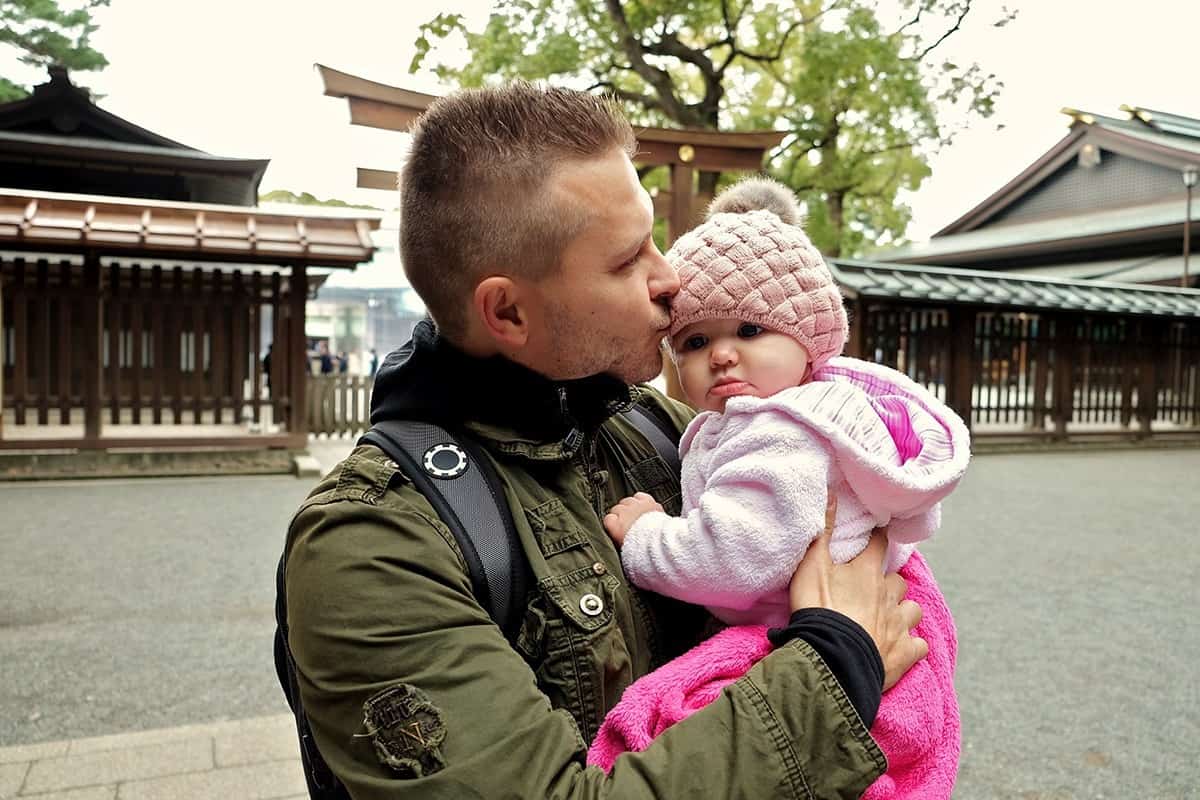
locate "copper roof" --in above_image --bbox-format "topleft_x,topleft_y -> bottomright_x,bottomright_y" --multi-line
0,189 -> 379,268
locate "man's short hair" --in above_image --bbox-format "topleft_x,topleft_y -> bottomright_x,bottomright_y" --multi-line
400,81 -> 637,339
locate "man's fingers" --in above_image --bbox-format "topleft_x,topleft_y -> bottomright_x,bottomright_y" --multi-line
884,573 -> 908,604
823,493 -> 838,534
911,636 -> 929,662
854,527 -> 889,569
898,598 -> 923,631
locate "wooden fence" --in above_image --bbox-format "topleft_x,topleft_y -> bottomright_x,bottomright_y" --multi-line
1,255 -> 307,449
307,374 -> 371,437
857,304 -> 1200,438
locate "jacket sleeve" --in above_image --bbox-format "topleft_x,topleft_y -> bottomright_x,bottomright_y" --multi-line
286,483 -> 884,800
620,408 -> 833,610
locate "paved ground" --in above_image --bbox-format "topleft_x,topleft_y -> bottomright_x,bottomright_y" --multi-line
1,446 -> 1197,798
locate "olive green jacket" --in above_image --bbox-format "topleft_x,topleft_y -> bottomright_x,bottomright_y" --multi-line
285,382 -> 885,799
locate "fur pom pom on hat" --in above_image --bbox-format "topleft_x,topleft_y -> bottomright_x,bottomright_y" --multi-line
667,177 -> 848,371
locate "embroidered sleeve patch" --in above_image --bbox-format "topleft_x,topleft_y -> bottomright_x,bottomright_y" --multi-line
362,683 -> 447,778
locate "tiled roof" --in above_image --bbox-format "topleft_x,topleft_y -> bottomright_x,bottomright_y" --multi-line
832,259 -> 1200,317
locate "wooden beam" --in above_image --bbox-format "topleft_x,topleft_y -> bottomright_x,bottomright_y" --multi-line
348,97 -> 424,132
634,139 -> 766,171
317,63 -> 438,109
357,168 -> 400,191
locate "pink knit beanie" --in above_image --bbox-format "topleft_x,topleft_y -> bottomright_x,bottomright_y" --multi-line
667,177 -> 848,371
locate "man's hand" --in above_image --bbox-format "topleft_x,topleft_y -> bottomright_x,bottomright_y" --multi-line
789,496 -> 927,690
603,492 -> 663,548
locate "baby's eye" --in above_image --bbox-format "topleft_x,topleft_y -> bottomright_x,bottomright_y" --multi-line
737,323 -> 763,338
681,334 -> 708,352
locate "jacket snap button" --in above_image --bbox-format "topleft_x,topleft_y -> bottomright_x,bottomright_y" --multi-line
579,593 -> 604,616
591,561 -> 607,576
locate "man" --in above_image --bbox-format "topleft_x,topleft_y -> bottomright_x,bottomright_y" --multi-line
284,82 -> 926,798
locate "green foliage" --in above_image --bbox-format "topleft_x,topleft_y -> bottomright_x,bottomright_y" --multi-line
412,0 -> 1005,256
259,189 -> 381,211
0,0 -> 110,101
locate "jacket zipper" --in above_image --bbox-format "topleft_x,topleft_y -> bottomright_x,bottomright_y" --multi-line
559,386 -> 604,518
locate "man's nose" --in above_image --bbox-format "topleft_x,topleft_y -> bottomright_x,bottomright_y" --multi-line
646,244 -> 679,304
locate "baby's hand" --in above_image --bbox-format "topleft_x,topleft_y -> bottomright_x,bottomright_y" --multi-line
603,492 -> 663,548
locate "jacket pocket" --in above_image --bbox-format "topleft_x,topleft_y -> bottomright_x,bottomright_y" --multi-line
624,455 -> 682,516
520,497 -> 630,742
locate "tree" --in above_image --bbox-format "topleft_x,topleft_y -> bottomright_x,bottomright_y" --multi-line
412,0 -> 1010,256
259,189 -> 381,211
1,0 -> 110,103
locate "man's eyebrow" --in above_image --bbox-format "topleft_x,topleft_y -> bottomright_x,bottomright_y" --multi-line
616,230 -> 651,260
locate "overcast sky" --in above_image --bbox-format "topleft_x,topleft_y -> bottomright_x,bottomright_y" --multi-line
5,0 -> 1198,243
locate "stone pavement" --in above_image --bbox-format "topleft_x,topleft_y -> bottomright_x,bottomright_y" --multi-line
0,714 -> 303,800
3,445 -> 1198,798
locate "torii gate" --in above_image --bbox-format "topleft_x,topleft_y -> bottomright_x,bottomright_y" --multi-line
316,65 -> 785,395
317,65 -> 784,244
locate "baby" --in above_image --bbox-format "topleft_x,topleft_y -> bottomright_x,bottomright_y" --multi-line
588,178 -> 969,799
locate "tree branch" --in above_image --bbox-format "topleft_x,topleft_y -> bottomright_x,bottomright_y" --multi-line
587,80 -> 667,114
602,0 -> 694,124
914,1 -> 973,61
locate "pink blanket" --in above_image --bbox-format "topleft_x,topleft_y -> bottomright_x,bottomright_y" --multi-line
587,551 -> 960,799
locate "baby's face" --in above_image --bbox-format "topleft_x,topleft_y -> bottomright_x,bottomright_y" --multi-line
671,318 -> 810,412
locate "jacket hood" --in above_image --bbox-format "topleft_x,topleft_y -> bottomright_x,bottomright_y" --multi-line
696,356 -> 970,522
369,318 -> 636,443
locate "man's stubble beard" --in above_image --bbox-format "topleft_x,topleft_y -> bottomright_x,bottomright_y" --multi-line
544,305 -> 663,384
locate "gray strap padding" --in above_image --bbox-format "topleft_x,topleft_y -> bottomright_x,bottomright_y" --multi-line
622,405 -> 682,477
363,420 -> 525,638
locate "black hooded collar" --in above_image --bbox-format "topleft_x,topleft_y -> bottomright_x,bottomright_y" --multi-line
369,318 -> 636,445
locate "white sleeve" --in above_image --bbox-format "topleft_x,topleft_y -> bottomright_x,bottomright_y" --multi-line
620,409 -> 832,610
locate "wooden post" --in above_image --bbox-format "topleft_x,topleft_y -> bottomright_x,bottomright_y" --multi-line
287,264 -> 309,436
130,265 -> 144,425
1137,319 -> 1161,437
191,268 -> 205,424
82,255 -> 103,442
0,265 -> 4,439
668,163 -> 695,245
1119,325 -> 1136,428
1051,315 -> 1078,440
109,263 -> 121,424
36,260 -> 49,426
270,272 -> 285,426
230,271 -> 247,423
946,306 -> 976,432
250,273 -> 263,424
1030,319 -> 1049,431
57,261 -> 72,424
150,265 -> 164,424
845,297 -> 866,360
12,259 -> 26,425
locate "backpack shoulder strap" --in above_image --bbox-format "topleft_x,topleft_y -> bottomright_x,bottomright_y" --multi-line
621,402 -> 682,475
360,420 -> 529,642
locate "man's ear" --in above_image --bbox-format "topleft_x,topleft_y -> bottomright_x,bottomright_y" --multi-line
473,275 -> 530,350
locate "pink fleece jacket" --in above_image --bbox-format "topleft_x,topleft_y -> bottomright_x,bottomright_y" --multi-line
620,356 -> 971,628
588,551 -> 961,800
